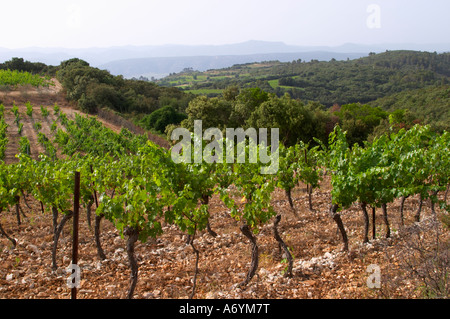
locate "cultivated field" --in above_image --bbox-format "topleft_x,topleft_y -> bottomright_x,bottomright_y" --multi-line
0,82 -> 448,299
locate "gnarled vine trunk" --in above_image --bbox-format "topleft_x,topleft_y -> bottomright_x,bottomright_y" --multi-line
124,226 -> 139,299
240,224 -> 259,286
415,194 -> 423,223
15,200 -> 21,226
187,233 -> 200,299
382,203 -> 390,238
202,195 -> 217,238
430,190 -> 439,217
95,214 -> 106,260
273,215 -> 293,277
21,190 -> 31,209
86,195 -> 94,230
329,204 -> 349,252
52,206 -> 58,235
0,211 -> 16,249
360,202 -> 370,244
52,210 -> 73,270
372,206 -> 376,240
285,188 -> 297,216
399,196 -> 408,227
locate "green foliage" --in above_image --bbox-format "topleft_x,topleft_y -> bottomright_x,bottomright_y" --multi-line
140,105 -> 187,133
332,103 -> 389,146
37,132 -> 57,160
11,103 -> 19,118
18,123 -> 24,135
159,51 -> 450,108
53,103 -> 60,116
328,126 -> 357,209
0,57 -> 56,76
50,120 -> 58,132
19,137 -> 31,156
218,142 -> 277,232
0,162 -> 17,211
34,122 -> 42,131
182,95 -> 232,132
0,105 -> 448,297
40,105 -> 49,118
369,84 -> 450,132
56,59 -> 193,116
230,87 -> 269,127
247,93 -> 315,147
276,144 -> 301,194
25,101 -> 33,117
327,124 -> 450,216
0,69 -> 53,88
0,117 -> 8,160
181,89 -> 336,148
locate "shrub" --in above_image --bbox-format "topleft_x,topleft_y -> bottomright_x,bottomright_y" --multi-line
140,106 -> 187,133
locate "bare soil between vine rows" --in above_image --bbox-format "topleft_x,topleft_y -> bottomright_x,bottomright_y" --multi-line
1,83 -> 448,299
1,181 -> 447,299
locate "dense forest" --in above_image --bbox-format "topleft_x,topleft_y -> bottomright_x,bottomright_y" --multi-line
369,85 -> 450,132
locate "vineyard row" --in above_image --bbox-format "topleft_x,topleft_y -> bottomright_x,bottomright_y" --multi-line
0,104 -> 449,298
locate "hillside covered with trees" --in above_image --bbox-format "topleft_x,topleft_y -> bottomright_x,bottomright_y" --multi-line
369,85 -> 450,132
2,50 -> 449,147
158,50 -> 450,105
155,50 -> 450,138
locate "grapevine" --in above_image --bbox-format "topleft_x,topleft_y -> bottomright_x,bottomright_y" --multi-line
0,105 -> 448,299
0,69 -> 54,88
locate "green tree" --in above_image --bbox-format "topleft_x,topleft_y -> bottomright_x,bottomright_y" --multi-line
334,103 -> 388,146
230,87 -> 269,127
182,96 -> 232,132
247,93 -> 314,147
140,105 -> 187,133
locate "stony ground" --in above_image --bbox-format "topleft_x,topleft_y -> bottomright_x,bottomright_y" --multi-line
1,181 -> 448,299
1,82 -> 448,299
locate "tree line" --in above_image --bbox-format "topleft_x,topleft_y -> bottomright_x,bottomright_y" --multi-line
2,53 -> 448,147
159,51 -> 450,125
169,86 -> 425,149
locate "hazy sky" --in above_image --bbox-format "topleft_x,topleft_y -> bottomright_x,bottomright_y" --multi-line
1,0 -> 449,49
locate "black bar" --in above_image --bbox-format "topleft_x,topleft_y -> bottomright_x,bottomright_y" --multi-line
72,171 -> 81,300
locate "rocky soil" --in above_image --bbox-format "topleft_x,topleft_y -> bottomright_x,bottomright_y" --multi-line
1,81 -> 448,300
1,181 -> 448,299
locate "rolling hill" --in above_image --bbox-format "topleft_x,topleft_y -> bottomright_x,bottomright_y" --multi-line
158,50 -> 450,108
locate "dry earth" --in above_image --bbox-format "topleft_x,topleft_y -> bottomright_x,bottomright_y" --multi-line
0,82 -> 449,300
0,183 -> 448,300
1,80 -> 125,165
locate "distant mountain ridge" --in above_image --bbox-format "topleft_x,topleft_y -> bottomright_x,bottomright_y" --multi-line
156,50 -> 450,115
1,40 -> 449,78
98,52 -> 368,79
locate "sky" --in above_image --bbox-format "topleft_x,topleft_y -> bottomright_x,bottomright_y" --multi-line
1,0 -> 449,49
